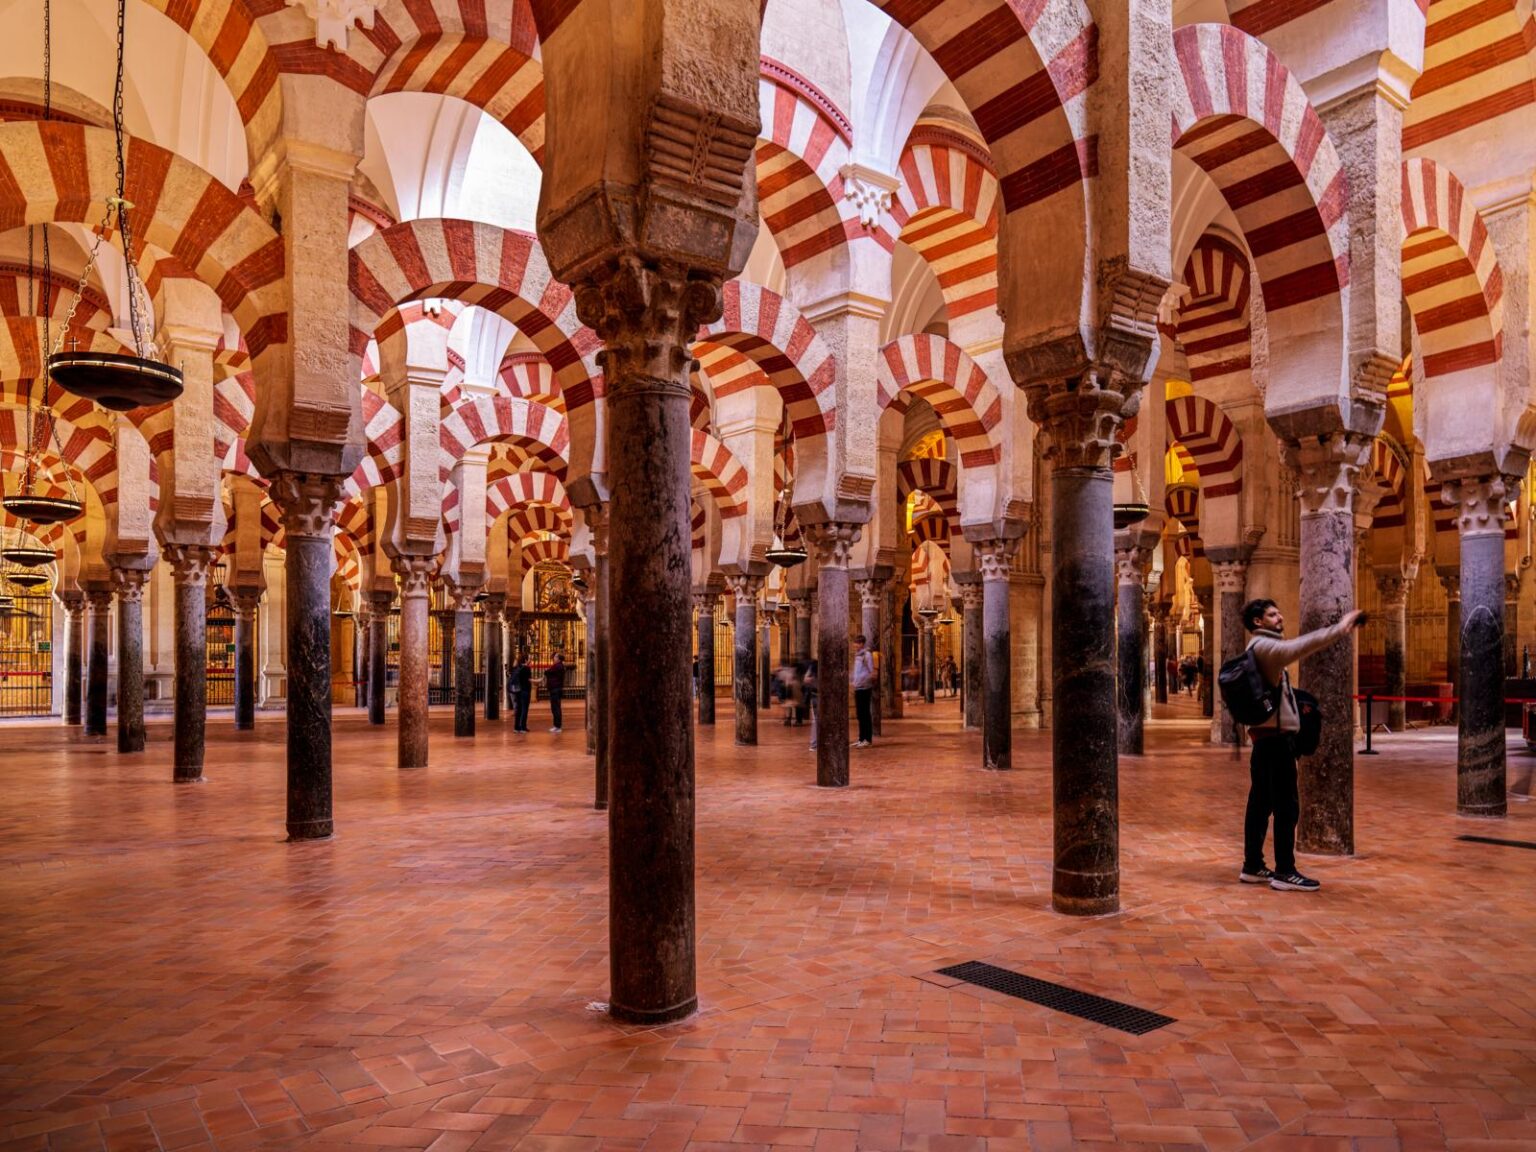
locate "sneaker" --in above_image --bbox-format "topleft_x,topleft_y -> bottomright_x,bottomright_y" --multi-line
1239,867 -> 1274,884
1270,871 -> 1321,892
550,727 -> 562,733
853,740 -> 870,748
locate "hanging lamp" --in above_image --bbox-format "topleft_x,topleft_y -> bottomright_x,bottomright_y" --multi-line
5,565 -> 50,591
0,521 -> 56,568
765,485 -> 807,569
47,0 -> 183,413
1113,442 -> 1151,530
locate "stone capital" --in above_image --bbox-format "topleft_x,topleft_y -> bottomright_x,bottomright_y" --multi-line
86,588 -> 114,612
975,537 -> 1020,582
1437,568 -> 1460,602
853,577 -> 886,610
959,582 -> 984,610
447,585 -> 480,613
393,555 -> 434,599
367,589 -> 394,614
724,573 -> 764,601
791,595 -> 812,621
269,471 -> 345,539
1442,474 -> 1521,540
1281,432 -> 1374,517
803,522 -> 862,570
1374,568 -> 1414,609
1149,599 -> 1171,622
692,590 -> 720,614
56,589 -> 85,614
839,162 -> 900,230
164,544 -> 217,587
1021,365 -> 1142,472
110,566 -> 148,603
1211,560 -> 1248,596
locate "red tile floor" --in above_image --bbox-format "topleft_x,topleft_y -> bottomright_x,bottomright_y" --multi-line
2,693 -> 1534,1151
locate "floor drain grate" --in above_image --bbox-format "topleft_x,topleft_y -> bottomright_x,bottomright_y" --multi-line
936,960 -> 1175,1036
1457,834 -> 1536,851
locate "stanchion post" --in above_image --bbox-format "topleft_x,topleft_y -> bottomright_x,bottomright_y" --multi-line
1360,693 -> 1378,755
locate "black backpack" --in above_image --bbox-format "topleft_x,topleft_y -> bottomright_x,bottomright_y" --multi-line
1292,688 -> 1322,755
1218,648 -> 1277,726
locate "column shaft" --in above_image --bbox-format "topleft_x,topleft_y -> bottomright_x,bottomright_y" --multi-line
62,601 -> 84,726
1441,572 -> 1460,723
167,548 -> 214,782
232,595 -> 260,731
113,571 -> 147,755
961,585 -> 983,729
1115,559 -> 1145,756
882,585 -> 902,720
367,595 -> 389,726
858,582 -> 882,736
732,582 -> 759,745
485,597 -> 504,721
695,594 -> 716,725
453,604 -> 476,738
808,527 -> 858,787
980,542 -> 1016,772
793,601 -> 812,664
1377,573 -> 1413,733
395,560 -> 431,769
921,623 -> 935,703
85,593 -> 110,736
1151,606 -> 1169,705
594,547 -> 610,809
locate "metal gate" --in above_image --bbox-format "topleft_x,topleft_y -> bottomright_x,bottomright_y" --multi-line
511,611 -> 585,698
206,604 -> 236,705
0,588 -> 53,716
426,588 -> 484,704
713,612 -> 733,689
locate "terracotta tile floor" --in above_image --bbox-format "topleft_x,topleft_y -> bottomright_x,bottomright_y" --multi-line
2,695 -> 1534,1151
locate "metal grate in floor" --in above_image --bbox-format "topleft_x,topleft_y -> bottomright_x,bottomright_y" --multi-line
1457,834 -> 1536,851
936,960 -> 1175,1036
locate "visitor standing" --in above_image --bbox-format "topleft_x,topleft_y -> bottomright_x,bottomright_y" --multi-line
546,652 -> 566,733
1239,599 -> 1364,892
852,635 -> 875,747
509,652 -> 532,733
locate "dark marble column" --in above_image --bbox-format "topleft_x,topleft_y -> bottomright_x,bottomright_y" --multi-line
1439,569 -> 1460,722
166,546 -> 215,782
694,590 -> 718,726
759,613 -> 772,709
727,573 -> 762,745
583,582 -> 598,754
959,581 -> 983,729
1150,601 -> 1170,705
1376,568 -> 1414,732
594,533 -> 611,809
394,556 -> 433,769
60,593 -> 84,726
367,591 -> 390,726
437,595 -> 455,703
1114,543 -> 1148,756
1210,559 -> 1248,744
978,538 -> 1018,772
111,567 -> 148,755
84,589 -> 111,736
1446,476 -> 1515,817
1506,573 -> 1522,676
1289,434 -> 1370,855
451,589 -> 476,738
582,265 -> 727,1026
1196,588 -> 1215,720
792,595 -> 812,663
272,473 -> 345,840
484,594 -> 505,721
882,584 -> 902,720
855,577 -> 884,736
918,616 -> 936,703
230,589 -> 261,734
806,524 -> 860,787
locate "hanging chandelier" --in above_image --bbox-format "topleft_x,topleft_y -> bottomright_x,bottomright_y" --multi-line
1113,441 -> 1151,530
4,564 -> 50,591
0,521 -> 57,568
765,485 -> 807,569
46,0 -> 183,413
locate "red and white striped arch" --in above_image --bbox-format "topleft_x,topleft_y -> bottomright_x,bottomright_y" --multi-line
0,124 -> 287,357
1165,394 -> 1243,499
349,218 -> 601,411
695,280 -> 837,440
897,457 -> 960,527
521,536 -> 569,567
1172,24 -> 1350,319
877,334 -> 1003,468
690,498 -> 707,555
0,261 -> 111,330
215,374 -> 259,476
1405,0 -> 1535,154
891,128 -> 1000,321
1177,234 -> 1253,387
0,408 -> 115,505
1400,158 -> 1504,384
1368,436 -> 1408,531
1165,480 -> 1201,537
345,388 -> 407,498
909,509 -> 951,550
507,503 -> 571,542
499,353 -> 562,407
689,429 -> 749,521
371,35 -> 545,165
486,470 -> 570,523
438,394 -> 568,481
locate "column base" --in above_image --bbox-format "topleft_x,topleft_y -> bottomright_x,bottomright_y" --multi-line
1051,871 -> 1120,916
609,996 -> 698,1025
287,819 -> 334,841
1457,802 -> 1508,819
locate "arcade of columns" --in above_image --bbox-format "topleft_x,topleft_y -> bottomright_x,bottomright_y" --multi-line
2,0 -> 1534,1023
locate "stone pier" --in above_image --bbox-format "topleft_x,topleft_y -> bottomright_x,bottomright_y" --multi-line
394,557 -> 433,769
85,589 -> 111,737
805,523 -> 860,787
111,567 -> 148,755
1376,566 -> 1415,732
977,538 -> 1018,772
694,590 -> 718,726
727,573 -> 763,746
960,580 -> 982,729
61,593 -> 83,726
452,589 -> 476,738
367,591 -> 390,727
166,546 -> 215,782
1114,541 -> 1148,756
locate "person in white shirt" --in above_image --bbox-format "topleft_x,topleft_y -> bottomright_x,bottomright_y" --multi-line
852,635 -> 876,747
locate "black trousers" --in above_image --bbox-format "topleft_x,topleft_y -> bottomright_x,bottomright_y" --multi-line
550,692 -> 563,730
513,691 -> 530,731
1246,734 -> 1299,874
855,688 -> 873,743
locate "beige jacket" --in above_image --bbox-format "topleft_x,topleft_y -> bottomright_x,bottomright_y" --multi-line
1245,618 -> 1355,732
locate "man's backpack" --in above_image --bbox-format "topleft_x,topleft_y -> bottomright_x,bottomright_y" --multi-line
1218,649 -> 1277,726
1292,688 -> 1322,755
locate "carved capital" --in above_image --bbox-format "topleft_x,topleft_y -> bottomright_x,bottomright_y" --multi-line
367,590 -> 394,616
854,578 -> 886,610
1022,366 -> 1142,472
393,555 -> 434,599
586,504 -> 609,557
692,591 -> 720,615
803,522 -> 862,569
724,573 -> 763,601
1149,600 -> 1171,622
1442,474 -> 1520,540
1374,571 -> 1411,609
975,537 -> 1020,582
791,596 -> 813,621
959,582 -> 984,610
270,471 -> 345,539
1211,560 -> 1248,596
448,586 -> 479,613
575,259 -> 724,399
283,0 -> 377,50
1116,546 -> 1153,589
839,162 -> 899,229
1438,570 -> 1460,603
86,588 -> 114,612
110,567 -> 148,603
164,544 -> 217,587
1281,432 -> 1373,517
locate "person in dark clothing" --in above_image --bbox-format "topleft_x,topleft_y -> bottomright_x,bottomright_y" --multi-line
1240,599 -> 1364,892
852,635 -> 875,747
509,652 -> 532,733
545,652 -> 566,732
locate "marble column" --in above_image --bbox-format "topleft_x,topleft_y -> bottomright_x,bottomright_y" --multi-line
1150,601 -> 1170,705
882,583 -> 902,720
452,589 -> 476,738
437,596 -> 455,703
1439,569 -> 1460,721
583,582 -> 598,754
484,594 -> 505,721
959,581 -> 983,729
759,612 -> 772,710
394,556 -> 433,769
805,523 -> 860,787
792,595 -> 812,663
694,591 -> 718,725
855,577 -> 884,736
1375,567 -> 1415,732
1505,573 -> 1522,676
111,567 -> 148,755
272,473 -> 345,840
1114,543 -> 1148,756
1210,559 -> 1249,744
580,265 -> 728,1026
727,574 -> 763,745
919,616 -> 936,703
367,591 -> 390,726
1445,475 -> 1517,817
166,546 -> 215,782
60,593 -> 84,726
84,589 -> 111,736
590,516 -> 610,802
1288,434 -> 1371,855
978,539 -> 1018,772
1196,588 -> 1215,720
